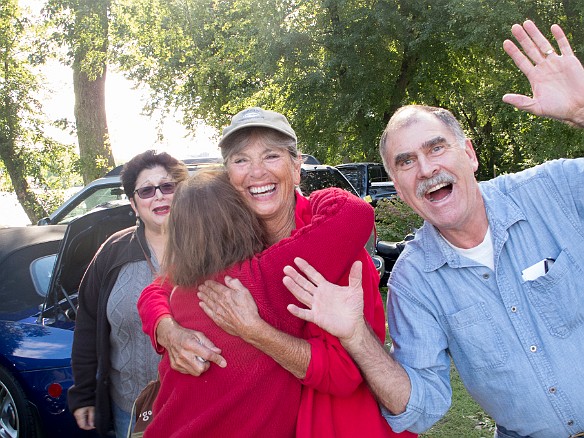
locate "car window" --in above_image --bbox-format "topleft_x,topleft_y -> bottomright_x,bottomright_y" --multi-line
300,168 -> 357,196
369,165 -> 390,184
58,186 -> 127,224
336,168 -> 363,194
30,254 -> 57,297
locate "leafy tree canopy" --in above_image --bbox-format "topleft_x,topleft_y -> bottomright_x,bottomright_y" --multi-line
110,0 -> 584,179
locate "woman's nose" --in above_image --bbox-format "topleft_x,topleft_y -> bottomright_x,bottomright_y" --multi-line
248,159 -> 267,175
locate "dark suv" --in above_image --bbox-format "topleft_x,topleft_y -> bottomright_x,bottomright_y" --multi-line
335,162 -> 396,205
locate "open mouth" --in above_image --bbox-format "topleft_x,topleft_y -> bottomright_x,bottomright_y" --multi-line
425,182 -> 453,202
249,184 -> 276,197
153,206 -> 170,214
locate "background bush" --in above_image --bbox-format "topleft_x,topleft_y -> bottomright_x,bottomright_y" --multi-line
375,196 -> 423,241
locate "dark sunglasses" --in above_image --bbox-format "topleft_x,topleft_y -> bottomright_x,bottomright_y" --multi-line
134,182 -> 177,199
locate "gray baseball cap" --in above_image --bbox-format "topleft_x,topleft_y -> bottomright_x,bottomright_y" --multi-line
219,107 -> 297,148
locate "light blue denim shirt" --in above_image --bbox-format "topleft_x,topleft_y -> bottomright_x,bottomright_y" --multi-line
384,158 -> 584,437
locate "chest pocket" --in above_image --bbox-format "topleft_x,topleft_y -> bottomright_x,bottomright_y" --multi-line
442,302 -> 508,371
525,248 -> 584,338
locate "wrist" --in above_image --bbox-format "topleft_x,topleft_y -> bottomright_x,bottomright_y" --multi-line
569,108 -> 584,128
241,318 -> 271,345
155,316 -> 175,348
339,318 -> 369,353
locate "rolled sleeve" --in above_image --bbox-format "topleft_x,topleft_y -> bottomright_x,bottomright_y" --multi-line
380,363 -> 444,434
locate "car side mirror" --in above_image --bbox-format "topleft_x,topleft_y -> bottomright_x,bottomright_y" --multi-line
37,217 -> 51,226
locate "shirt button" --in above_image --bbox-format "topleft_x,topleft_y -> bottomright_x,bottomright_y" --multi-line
511,306 -> 517,313
549,387 -> 556,393
530,345 -> 537,352
482,273 -> 490,280
568,420 -> 574,426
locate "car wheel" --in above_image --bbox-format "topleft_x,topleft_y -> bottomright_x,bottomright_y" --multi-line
0,366 -> 38,438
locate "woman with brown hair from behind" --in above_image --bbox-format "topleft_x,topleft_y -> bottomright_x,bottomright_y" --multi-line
140,167 -> 376,437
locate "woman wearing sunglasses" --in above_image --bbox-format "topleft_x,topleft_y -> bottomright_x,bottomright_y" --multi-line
68,150 -> 188,438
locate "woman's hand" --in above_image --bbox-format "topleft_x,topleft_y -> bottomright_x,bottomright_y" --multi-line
503,20 -> 584,128
73,406 -> 95,430
198,276 -> 264,340
156,318 -> 226,375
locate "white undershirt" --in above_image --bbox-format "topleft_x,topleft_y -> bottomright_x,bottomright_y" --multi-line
444,226 -> 494,271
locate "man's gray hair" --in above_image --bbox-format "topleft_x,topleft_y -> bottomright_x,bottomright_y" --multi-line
379,105 -> 467,176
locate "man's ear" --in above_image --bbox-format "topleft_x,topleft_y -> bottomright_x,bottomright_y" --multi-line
464,139 -> 479,173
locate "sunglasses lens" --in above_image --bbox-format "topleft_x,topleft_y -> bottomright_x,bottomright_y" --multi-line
136,186 -> 156,199
159,182 -> 176,194
135,182 -> 176,199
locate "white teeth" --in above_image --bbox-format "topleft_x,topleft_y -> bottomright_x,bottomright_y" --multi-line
427,182 -> 449,194
250,184 -> 275,195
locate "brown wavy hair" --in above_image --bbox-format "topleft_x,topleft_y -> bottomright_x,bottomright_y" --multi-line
161,168 -> 268,287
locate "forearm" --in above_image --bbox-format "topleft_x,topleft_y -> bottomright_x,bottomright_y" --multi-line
242,320 -> 311,379
342,320 -> 411,415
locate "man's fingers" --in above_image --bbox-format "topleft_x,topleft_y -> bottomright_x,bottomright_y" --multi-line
283,273 -> 314,306
287,304 -> 315,323
503,39 -> 533,75
293,257 -> 327,285
551,24 -> 573,56
523,20 -> 555,56
510,22 -> 544,64
502,93 -> 534,111
283,264 -> 316,292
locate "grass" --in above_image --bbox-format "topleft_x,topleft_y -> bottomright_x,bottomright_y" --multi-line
379,288 -> 495,437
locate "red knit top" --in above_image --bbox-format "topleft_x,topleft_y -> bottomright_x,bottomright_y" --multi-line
138,189 -> 416,438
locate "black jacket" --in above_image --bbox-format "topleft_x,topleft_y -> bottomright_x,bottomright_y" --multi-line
68,225 -> 151,437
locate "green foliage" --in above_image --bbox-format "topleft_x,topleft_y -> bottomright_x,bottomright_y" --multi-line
110,0 -> 584,177
375,197 -> 423,242
0,0 -> 81,221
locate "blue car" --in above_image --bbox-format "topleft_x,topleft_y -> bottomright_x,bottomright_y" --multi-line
0,204 -> 135,437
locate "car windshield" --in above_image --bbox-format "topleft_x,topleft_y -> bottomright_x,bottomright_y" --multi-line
57,186 -> 127,224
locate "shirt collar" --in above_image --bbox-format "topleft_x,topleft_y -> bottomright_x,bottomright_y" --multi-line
419,181 -> 526,272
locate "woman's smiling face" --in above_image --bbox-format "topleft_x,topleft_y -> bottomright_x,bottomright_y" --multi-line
225,137 -> 301,229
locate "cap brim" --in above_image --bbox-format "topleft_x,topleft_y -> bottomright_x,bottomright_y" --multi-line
219,122 -> 297,148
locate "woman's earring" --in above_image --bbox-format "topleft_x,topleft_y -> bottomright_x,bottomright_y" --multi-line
135,214 -> 141,227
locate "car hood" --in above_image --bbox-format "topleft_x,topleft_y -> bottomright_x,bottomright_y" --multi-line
0,319 -> 73,371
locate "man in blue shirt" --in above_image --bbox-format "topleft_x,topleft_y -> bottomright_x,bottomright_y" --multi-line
284,20 -> 584,438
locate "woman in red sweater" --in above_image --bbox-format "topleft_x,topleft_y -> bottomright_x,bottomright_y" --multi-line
139,107 -> 415,438
140,169 -> 376,437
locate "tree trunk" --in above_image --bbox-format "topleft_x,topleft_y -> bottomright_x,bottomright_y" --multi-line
0,135 -> 48,223
73,63 -> 114,184
73,0 -> 115,185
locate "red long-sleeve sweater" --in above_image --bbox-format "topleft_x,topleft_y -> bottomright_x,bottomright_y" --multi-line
138,188 -> 415,437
